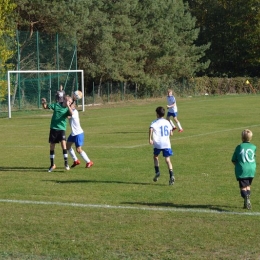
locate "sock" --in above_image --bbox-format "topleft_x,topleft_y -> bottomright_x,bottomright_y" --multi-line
63,149 -> 68,166
155,166 -> 159,174
169,170 -> 173,178
80,151 -> 90,163
69,148 -> 78,161
50,150 -> 55,166
170,120 -> 176,128
247,190 -> 251,196
177,122 -> 182,130
240,190 -> 247,198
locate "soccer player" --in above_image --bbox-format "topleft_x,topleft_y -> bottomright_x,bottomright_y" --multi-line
67,102 -> 94,168
149,106 -> 175,185
56,84 -> 66,103
231,129 -> 257,210
41,95 -> 73,172
166,89 -> 183,132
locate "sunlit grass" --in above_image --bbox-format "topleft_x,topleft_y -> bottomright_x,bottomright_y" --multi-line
1,95 -> 260,259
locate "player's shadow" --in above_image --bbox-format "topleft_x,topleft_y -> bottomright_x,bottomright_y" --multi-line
0,166 -> 50,172
43,179 -> 159,186
122,201 -> 231,212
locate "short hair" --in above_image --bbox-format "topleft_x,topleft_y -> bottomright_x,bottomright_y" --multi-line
242,129 -> 253,142
156,106 -> 165,117
167,89 -> 172,94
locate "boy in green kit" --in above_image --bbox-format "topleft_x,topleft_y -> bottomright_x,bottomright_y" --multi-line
231,129 -> 256,210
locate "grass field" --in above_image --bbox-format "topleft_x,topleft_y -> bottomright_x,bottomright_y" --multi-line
1,95 -> 260,260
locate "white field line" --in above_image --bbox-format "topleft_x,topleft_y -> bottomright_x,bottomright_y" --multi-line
3,124 -> 260,149
0,199 -> 260,216
87,124 -> 260,149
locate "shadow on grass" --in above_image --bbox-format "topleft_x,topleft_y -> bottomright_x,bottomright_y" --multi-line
42,179 -> 161,186
122,201 -> 231,212
0,167 -> 63,172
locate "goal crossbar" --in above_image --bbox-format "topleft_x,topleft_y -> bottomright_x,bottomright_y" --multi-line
7,70 -> 84,118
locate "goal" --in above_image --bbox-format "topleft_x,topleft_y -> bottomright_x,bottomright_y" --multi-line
7,70 -> 85,118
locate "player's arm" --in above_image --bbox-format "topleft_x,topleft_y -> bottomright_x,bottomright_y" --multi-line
41,98 -> 48,109
149,127 -> 153,145
167,102 -> 176,109
66,98 -> 73,116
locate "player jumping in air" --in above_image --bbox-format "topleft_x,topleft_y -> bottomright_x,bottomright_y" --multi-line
67,101 -> 94,168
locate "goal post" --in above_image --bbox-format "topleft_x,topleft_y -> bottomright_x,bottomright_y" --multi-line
7,70 -> 84,118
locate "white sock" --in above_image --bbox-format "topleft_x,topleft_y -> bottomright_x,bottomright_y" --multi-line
170,120 -> 176,128
69,148 -> 78,161
177,122 -> 182,130
80,151 -> 90,163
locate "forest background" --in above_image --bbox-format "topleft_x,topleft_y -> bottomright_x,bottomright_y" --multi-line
1,0 -> 260,99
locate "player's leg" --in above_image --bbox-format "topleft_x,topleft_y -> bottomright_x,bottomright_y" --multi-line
48,142 -> 56,172
163,149 -> 175,185
153,148 -> 161,182
48,129 -> 57,172
239,179 -> 251,209
166,157 -> 175,185
75,133 -> 93,168
67,135 -> 80,167
166,114 -> 177,130
173,115 -> 183,132
245,178 -> 253,209
60,140 -> 70,170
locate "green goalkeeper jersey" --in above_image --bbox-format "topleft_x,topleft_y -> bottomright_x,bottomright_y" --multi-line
48,103 -> 70,130
231,142 -> 256,179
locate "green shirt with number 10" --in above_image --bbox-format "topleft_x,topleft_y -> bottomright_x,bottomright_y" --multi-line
231,142 -> 256,180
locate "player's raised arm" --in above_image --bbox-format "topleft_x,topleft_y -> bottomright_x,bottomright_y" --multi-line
41,98 -> 48,109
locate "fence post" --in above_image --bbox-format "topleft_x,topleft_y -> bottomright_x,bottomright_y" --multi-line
37,31 -> 40,108
107,82 -> 109,102
121,82 -> 123,100
92,82 -> 95,105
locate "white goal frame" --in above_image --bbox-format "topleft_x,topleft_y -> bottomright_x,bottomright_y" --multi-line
7,69 -> 84,118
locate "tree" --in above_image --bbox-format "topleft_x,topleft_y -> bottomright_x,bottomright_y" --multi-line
13,0 -> 210,93
139,0 -> 210,86
0,0 -> 16,100
187,0 -> 260,77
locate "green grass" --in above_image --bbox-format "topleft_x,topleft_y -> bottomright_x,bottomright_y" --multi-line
1,95 -> 260,259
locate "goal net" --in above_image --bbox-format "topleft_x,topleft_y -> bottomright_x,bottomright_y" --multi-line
7,70 -> 84,118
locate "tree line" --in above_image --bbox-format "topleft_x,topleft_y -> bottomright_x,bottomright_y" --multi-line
1,0 -> 260,94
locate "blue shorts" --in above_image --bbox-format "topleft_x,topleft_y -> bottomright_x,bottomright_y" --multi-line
154,148 -> 173,157
67,133 -> 84,147
167,112 -> 178,118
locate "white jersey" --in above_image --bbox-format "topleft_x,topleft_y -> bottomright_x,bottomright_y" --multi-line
150,118 -> 172,149
69,109 -> 84,136
167,95 -> 178,113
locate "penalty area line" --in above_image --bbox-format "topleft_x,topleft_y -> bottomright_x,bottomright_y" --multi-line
0,199 -> 260,217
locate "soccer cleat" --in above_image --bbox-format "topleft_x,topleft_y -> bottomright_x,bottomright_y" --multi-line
244,195 -> 251,210
178,129 -> 184,133
172,127 -> 177,131
65,165 -> 70,171
86,161 -> 94,168
153,172 -> 160,182
169,176 -> 175,185
48,164 -> 56,172
71,160 -> 80,168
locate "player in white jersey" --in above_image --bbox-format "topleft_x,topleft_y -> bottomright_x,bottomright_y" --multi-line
67,102 -> 93,168
149,106 -> 175,185
166,89 -> 183,132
